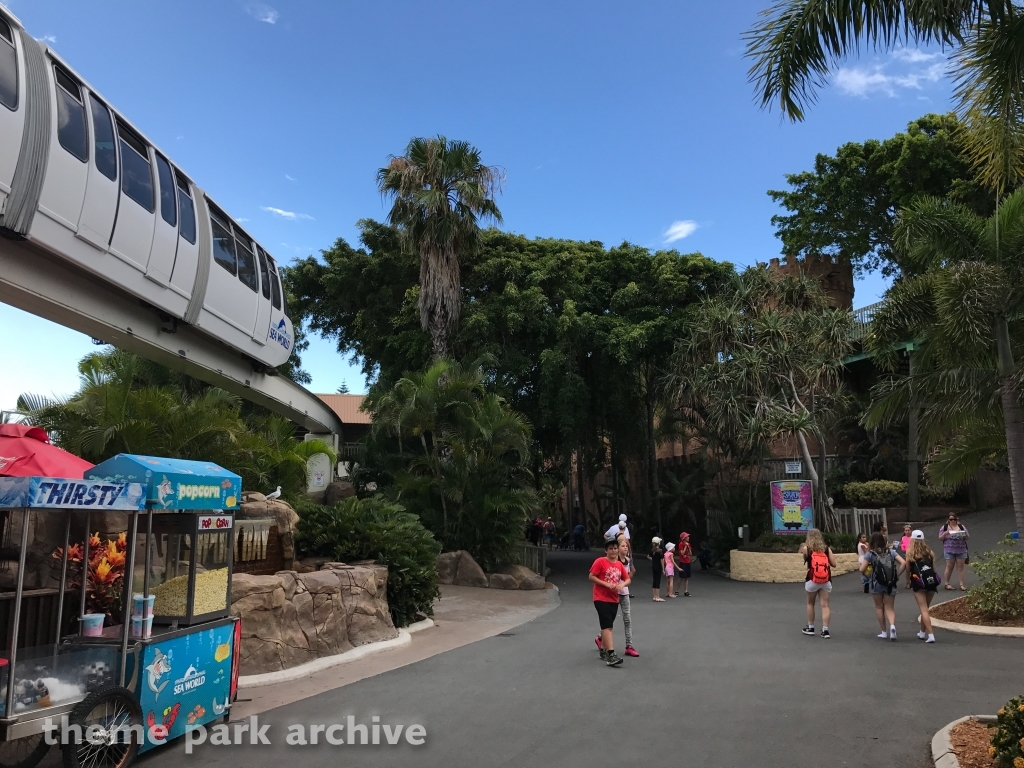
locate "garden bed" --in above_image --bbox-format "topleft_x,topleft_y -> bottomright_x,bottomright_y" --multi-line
932,596 -> 1024,629
949,718 -> 995,768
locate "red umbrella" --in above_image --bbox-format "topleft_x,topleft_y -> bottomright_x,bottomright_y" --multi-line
0,424 -> 94,478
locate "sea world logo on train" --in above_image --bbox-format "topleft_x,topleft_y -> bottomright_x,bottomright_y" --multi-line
34,481 -> 128,508
269,319 -> 291,351
177,484 -> 221,501
173,665 -> 206,695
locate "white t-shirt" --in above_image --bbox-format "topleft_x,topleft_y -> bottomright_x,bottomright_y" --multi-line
605,524 -> 630,541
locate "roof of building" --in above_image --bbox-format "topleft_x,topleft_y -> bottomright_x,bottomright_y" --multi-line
316,394 -> 371,425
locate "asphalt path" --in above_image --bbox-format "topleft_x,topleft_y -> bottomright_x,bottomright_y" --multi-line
140,507 -> 1021,768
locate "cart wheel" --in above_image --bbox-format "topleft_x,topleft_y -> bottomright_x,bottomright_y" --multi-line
0,734 -> 49,768
61,686 -> 141,768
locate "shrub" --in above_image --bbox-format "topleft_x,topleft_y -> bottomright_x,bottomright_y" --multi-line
295,496 -> 441,628
843,480 -> 906,506
990,694 -> 1024,766
967,535 -> 1024,620
920,484 -> 956,504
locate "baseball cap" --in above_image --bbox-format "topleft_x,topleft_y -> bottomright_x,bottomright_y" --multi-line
910,529 -> 925,540
618,514 -> 627,523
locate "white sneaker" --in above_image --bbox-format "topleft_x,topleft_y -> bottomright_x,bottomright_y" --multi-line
917,631 -> 927,640
925,634 -> 936,643
877,632 -> 888,639
889,626 -> 897,641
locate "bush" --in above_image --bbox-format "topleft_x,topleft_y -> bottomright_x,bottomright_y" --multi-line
989,694 -> 1024,766
295,496 -> 441,628
842,480 -> 956,507
843,480 -> 906,506
968,535 -> 1024,620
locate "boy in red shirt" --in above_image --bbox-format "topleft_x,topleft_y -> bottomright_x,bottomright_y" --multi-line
589,538 -> 631,667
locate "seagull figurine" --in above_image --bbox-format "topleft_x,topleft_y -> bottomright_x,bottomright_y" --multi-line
266,486 -> 282,500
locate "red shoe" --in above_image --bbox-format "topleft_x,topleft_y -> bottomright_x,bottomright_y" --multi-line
595,636 -> 603,651
624,645 -> 639,657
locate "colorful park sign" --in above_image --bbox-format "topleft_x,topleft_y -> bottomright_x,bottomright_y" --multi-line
771,480 -> 813,534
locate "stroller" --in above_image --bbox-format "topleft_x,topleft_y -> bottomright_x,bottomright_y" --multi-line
557,532 -> 572,551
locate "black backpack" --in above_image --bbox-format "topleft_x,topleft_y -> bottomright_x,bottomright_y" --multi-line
873,550 -> 898,591
914,558 -> 940,590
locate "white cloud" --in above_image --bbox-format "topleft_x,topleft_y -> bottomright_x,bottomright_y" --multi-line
663,220 -> 698,244
285,174 -> 296,182
262,206 -> 313,221
40,35 -> 57,44
835,49 -> 944,98
245,3 -> 279,24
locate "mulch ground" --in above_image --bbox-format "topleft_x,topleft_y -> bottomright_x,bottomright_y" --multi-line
949,719 -> 997,768
931,596 -> 1024,628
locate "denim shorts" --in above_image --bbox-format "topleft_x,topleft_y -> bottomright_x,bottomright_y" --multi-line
944,552 -> 967,561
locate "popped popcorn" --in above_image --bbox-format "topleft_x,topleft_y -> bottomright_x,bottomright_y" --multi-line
151,567 -> 228,616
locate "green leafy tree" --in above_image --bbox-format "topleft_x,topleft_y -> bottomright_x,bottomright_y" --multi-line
377,136 -> 503,360
865,187 -> 1024,532
745,1 -> 1024,195
19,348 -> 333,500
671,266 -> 854,530
770,113 -> 993,276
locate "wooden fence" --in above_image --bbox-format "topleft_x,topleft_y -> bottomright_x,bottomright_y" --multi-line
834,507 -> 888,536
511,542 -> 547,576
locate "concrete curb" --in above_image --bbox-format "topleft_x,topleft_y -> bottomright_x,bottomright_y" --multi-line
931,714 -> 997,768
930,616 -> 1024,637
238,622 -> 432,689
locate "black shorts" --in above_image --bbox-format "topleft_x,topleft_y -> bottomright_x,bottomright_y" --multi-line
594,600 -> 619,630
652,568 -> 662,589
680,563 -> 692,579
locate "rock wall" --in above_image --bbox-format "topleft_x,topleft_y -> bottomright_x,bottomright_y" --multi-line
436,551 -> 545,590
729,550 -> 860,583
231,563 -> 397,675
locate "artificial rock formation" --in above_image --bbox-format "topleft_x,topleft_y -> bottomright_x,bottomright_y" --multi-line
238,491 -> 301,570
230,563 -> 397,674
436,551 -> 544,590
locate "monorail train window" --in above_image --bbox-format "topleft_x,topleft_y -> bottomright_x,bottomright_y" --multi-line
117,121 -> 154,212
54,66 -> 87,162
89,96 -> 116,181
268,258 -> 281,310
155,154 -> 177,227
210,210 -> 237,275
234,232 -> 258,293
255,246 -> 271,300
176,173 -> 196,244
0,16 -> 17,111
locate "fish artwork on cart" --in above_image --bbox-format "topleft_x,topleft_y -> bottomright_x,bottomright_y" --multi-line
146,649 -> 172,698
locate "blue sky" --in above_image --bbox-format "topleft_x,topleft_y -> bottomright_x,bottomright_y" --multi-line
1,0 -> 956,413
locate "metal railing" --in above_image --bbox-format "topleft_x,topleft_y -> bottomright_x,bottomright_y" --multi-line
851,300 -> 885,342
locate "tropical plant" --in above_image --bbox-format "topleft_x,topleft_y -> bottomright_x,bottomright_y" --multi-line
670,266 -> 854,530
53,532 -> 128,624
19,348 -> 333,500
864,187 -> 1024,532
366,357 -> 539,569
967,534 -> 1024,619
295,496 -> 441,627
990,694 -> 1024,766
745,1 -> 1024,192
377,136 -> 503,359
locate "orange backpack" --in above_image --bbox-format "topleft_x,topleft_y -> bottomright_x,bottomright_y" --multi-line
809,550 -> 831,584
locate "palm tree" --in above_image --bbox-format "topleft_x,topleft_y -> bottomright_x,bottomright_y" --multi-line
745,1 -> 1024,191
865,188 -> 1024,532
377,137 -> 503,360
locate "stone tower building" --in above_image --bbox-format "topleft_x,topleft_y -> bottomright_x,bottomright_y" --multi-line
766,254 -> 854,310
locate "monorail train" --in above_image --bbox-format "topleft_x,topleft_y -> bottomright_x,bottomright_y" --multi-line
0,5 -> 294,369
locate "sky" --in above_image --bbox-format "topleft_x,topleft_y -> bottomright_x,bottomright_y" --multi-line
0,0 -> 957,414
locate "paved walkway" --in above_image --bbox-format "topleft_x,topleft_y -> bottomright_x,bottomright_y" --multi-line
140,507 -> 1021,768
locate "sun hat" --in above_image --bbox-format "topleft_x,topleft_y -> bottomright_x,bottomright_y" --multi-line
651,536 -> 662,544
679,532 -> 690,540
665,542 -> 675,551
910,529 -> 925,540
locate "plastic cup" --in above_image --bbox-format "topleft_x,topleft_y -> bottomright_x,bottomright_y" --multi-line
132,594 -> 155,619
131,615 -> 153,639
80,614 -> 105,637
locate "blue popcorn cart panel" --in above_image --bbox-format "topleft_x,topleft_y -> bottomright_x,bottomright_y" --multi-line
86,454 -> 241,511
138,621 -> 237,752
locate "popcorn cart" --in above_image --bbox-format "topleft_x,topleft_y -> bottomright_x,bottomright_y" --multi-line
0,454 -> 242,768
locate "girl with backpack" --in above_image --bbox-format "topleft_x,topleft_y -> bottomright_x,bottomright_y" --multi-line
798,529 -> 836,638
650,537 -> 665,602
905,530 -> 939,643
860,532 -> 906,641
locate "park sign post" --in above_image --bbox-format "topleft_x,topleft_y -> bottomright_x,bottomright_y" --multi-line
771,480 -> 813,534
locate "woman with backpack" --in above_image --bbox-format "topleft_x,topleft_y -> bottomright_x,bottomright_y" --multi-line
860,532 -> 907,641
798,529 -> 836,638
905,530 -> 939,643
